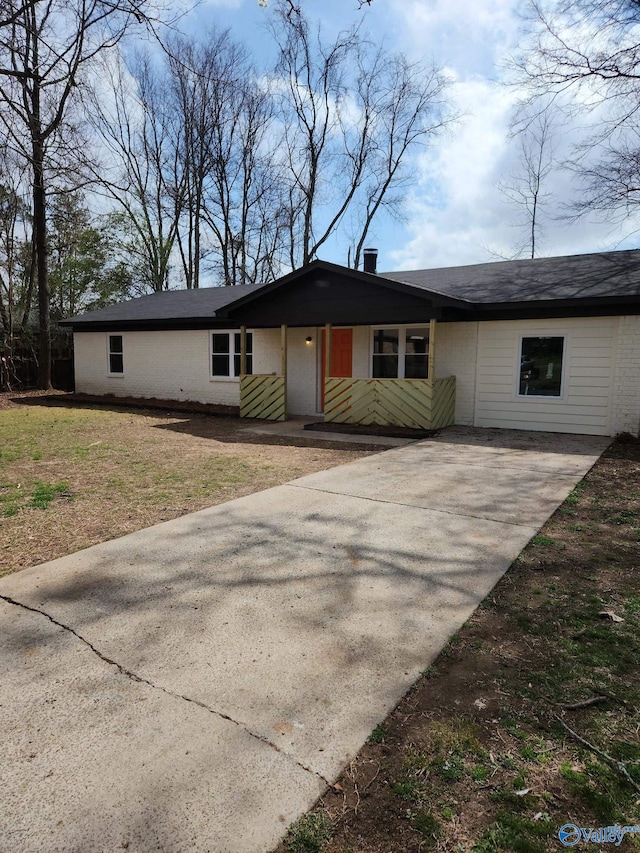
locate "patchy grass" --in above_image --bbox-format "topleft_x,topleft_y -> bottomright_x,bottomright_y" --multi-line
27,481 -> 71,509
368,723 -> 387,744
272,437 -> 640,853
284,813 -> 332,853
0,394 -> 381,576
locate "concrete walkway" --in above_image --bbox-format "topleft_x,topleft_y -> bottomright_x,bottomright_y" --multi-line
240,414 -> 413,446
0,427 -> 609,853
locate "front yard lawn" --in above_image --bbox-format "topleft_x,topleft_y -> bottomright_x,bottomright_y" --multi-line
0,393 -> 379,576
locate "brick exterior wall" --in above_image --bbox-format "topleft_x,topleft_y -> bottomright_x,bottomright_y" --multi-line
435,322 -> 479,426
252,326 -> 319,415
352,326 -> 370,379
252,328 -> 280,375
74,330 -> 241,406
612,315 -> 640,436
71,326 -> 358,418
286,327 -> 319,415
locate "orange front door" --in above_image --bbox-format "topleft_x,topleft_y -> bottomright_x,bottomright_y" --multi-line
321,328 -> 353,410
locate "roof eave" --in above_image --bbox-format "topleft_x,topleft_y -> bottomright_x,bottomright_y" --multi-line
60,316 -> 236,332
470,293 -> 640,319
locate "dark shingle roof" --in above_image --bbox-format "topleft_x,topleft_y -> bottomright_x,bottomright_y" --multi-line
62,249 -> 640,330
382,250 -> 640,304
61,282 -> 265,326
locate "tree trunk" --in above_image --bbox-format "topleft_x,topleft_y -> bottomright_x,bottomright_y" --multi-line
20,232 -> 37,330
33,137 -> 51,389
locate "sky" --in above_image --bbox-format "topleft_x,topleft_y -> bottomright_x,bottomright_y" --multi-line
175,0 -> 640,272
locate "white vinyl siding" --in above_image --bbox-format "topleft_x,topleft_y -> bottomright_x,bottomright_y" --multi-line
474,318 -> 617,435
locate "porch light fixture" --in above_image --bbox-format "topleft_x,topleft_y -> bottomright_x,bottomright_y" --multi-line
305,336 -> 313,344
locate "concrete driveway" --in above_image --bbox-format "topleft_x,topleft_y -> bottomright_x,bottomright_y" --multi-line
0,427 -> 609,853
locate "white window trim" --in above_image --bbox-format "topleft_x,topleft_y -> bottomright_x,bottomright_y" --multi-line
209,329 -> 254,381
516,333 -> 567,400
369,325 -> 430,379
107,333 -> 124,377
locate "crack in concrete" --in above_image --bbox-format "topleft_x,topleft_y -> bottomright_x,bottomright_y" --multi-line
0,593 -> 331,788
288,482 -> 543,528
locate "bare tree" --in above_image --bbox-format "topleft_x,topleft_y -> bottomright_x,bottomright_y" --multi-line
88,53 -> 182,293
500,108 -> 557,258
200,54 -> 287,284
271,6 -> 364,267
574,129 -> 640,214
516,0 -> 640,100
166,32 -> 287,287
0,0 -> 165,387
514,0 -> 640,229
276,0 -> 373,13
0,150 -> 31,389
270,1 -> 450,268
349,51 -> 450,269
166,35 -> 223,289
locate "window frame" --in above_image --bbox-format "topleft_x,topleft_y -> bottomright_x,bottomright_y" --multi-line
107,333 -> 124,377
516,333 -> 567,400
370,325 -> 430,379
209,329 -> 254,380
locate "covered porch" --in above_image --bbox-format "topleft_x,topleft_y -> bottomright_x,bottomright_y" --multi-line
236,319 -> 456,430
221,261 -> 466,430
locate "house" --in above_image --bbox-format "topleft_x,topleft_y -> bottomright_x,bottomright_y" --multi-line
60,249 -> 640,437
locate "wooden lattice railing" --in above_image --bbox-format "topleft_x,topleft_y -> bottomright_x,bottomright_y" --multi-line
324,376 -> 456,430
239,375 -> 286,421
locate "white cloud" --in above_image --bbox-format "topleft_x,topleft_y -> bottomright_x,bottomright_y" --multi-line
390,0 -> 521,74
388,77 -> 518,268
376,0 -> 640,270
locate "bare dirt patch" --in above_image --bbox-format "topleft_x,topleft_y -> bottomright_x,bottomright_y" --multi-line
277,438 -> 640,853
0,393 -> 382,576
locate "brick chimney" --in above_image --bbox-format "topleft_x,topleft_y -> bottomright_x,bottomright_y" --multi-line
363,248 -> 378,274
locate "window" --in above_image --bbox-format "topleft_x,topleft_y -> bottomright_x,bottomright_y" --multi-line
372,329 -> 398,377
211,331 -> 252,378
371,327 -> 429,379
108,335 -> 123,375
519,336 -> 564,397
404,328 -> 429,378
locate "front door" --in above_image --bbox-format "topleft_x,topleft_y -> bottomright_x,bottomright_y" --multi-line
321,328 -> 353,410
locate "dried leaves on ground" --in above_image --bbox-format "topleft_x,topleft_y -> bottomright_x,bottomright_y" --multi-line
0,392 -> 380,576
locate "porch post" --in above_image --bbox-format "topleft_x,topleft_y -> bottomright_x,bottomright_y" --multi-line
240,325 -> 247,376
324,322 -> 332,377
281,324 -> 288,420
281,324 -> 288,380
429,318 -> 436,379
